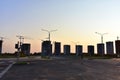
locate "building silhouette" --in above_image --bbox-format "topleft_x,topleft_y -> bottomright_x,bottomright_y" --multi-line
88,45 -> 94,56
64,45 -> 70,55
41,41 -> 52,56
97,43 -> 105,55
76,45 -> 83,56
54,42 -> 61,55
0,40 -> 3,54
115,40 -> 120,56
106,41 -> 114,55
21,43 -> 31,55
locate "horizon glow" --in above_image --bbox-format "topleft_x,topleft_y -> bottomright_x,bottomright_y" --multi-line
0,0 -> 120,53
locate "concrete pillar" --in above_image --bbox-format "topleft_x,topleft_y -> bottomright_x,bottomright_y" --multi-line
64,45 -> 70,55
41,41 -> 52,56
54,42 -> 61,55
97,43 -> 105,55
76,45 -> 82,56
88,45 -> 94,56
21,43 -> 31,55
106,41 -> 114,55
115,40 -> 120,55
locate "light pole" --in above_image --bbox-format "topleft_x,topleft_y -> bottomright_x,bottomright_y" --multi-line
95,32 -> 108,43
41,29 -> 57,41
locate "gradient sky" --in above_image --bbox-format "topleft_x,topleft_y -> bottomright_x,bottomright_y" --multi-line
1,0 -> 120,53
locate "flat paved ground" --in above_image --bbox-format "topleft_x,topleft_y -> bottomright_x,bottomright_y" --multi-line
0,61 -> 10,73
1,57 -> 120,80
0,60 -> 14,76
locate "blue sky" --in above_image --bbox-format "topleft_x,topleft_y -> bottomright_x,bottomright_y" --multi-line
0,0 -> 120,53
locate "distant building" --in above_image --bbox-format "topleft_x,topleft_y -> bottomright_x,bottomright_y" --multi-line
21,43 -> 31,55
76,45 -> 83,56
88,45 -> 94,56
41,41 -> 52,56
115,40 -> 120,55
0,40 -> 3,54
106,41 -> 114,55
97,43 -> 105,55
54,42 -> 61,55
64,45 -> 70,55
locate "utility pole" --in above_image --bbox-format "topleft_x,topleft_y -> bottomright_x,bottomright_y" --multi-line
16,35 -> 24,47
16,35 -> 32,45
16,35 -> 24,61
41,29 -> 57,41
95,32 -> 108,43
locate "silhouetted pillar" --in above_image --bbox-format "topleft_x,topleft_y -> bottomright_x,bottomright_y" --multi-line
0,40 -> 3,54
64,45 -> 70,55
41,41 -> 52,56
21,43 -> 31,55
115,40 -> 120,56
106,41 -> 114,55
97,43 -> 105,55
54,42 -> 61,55
76,45 -> 83,56
88,45 -> 94,56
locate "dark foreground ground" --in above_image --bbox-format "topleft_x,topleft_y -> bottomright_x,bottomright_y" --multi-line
1,57 -> 120,80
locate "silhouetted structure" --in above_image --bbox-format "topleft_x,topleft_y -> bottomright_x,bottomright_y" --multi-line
54,42 -> 61,55
64,45 -> 70,55
76,45 -> 83,56
115,40 -> 120,56
0,40 -> 3,54
97,43 -> 105,55
21,43 -> 31,55
88,45 -> 94,56
41,41 -> 52,56
106,41 -> 114,55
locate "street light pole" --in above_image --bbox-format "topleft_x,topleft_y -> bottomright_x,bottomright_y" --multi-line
95,32 -> 108,43
41,29 -> 57,41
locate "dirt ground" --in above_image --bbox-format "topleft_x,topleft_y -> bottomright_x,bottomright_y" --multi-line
1,57 -> 120,80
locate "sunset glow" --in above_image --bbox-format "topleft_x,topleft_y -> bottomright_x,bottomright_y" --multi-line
1,0 -> 120,53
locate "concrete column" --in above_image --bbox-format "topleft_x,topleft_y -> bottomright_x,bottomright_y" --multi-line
97,43 -> 105,55
76,45 -> 83,56
88,45 -> 94,56
64,45 -> 70,55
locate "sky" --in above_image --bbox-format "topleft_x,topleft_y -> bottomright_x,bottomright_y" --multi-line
0,0 -> 120,53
